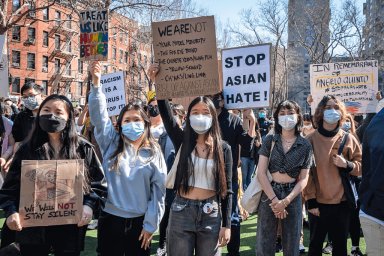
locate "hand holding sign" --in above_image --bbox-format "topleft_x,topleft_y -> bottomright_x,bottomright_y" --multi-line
90,61 -> 102,87
148,63 -> 160,83
77,205 -> 93,227
6,212 -> 22,231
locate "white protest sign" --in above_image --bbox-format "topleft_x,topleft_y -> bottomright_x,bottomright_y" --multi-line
310,60 -> 378,114
100,71 -> 126,116
222,44 -> 271,110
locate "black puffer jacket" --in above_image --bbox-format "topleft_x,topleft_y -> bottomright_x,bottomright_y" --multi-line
0,137 -> 104,246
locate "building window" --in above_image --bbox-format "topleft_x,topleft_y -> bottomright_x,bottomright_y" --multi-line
55,11 -> 61,26
27,53 -> 35,69
25,78 -> 35,85
78,60 -> 83,74
12,51 -> 20,67
125,52 -> 128,64
55,58 -> 61,73
27,27 -> 35,42
42,56 -> 48,72
55,35 -> 60,50
42,80 -> 48,95
119,50 -> 123,63
67,14 -> 72,29
304,70 -> 308,73
28,2 -> 36,18
67,41 -> 72,52
67,64 -> 72,76
12,0 -> 20,12
77,82 -> 83,96
12,26 -> 20,41
43,31 -> 49,47
112,48 -> 116,59
11,77 -> 20,93
42,8 -> 49,21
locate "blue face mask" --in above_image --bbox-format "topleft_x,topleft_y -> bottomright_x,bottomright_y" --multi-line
323,109 -> 341,124
121,122 -> 145,141
258,112 -> 266,118
23,96 -> 39,110
342,122 -> 351,132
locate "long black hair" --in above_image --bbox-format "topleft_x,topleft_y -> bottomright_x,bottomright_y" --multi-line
109,102 -> 159,170
27,94 -> 79,160
174,96 -> 227,198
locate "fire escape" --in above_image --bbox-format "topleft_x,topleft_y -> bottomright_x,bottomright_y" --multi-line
48,16 -> 78,95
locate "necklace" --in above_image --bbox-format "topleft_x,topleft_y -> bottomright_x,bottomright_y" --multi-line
196,144 -> 209,152
282,136 -> 296,152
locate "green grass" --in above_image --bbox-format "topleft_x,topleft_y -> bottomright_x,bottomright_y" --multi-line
0,215 -> 366,255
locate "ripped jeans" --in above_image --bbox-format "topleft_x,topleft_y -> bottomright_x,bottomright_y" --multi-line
166,195 -> 221,256
256,181 -> 302,256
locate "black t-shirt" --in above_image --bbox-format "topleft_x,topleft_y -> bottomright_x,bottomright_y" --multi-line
12,109 -> 35,143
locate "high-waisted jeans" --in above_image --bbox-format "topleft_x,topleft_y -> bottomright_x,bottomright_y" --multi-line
166,195 -> 221,256
256,181 -> 302,256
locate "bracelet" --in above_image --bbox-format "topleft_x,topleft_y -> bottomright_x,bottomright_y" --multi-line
270,195 -> 277,201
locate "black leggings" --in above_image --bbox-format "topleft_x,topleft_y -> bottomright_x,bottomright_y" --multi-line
159,203 -> 171,249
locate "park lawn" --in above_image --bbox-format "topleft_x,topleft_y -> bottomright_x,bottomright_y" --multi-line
81,214 -> 366,256
0,212 -> 366,255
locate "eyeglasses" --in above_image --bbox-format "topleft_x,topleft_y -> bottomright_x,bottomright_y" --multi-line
21,94 -> 39,100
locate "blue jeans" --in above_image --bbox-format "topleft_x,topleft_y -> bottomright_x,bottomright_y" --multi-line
256,181 -> 302,256
167,195 -> 221,256
240,157 -> 255,191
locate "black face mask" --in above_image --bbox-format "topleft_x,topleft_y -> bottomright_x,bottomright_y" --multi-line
148,105 -> 160,117
212,97 -> 222,109
39,114 -> 67,133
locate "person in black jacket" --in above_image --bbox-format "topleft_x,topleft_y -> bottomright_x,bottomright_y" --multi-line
359,107 -> 384,255
0,94 -> 103,256
149,64 -> 233,256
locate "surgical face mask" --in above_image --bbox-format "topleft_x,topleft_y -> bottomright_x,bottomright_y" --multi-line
23,96 -> 40,111
189,114 -> 212,134
148,105 -> 160,117
39,114 -> 67,133
323,109 -> 341,124
258,112 -> 266,119
342,121 -> 351,132
121,122 -> 145,141
278,114 -> 298,130
150,125 -> 164,139
303,124 -> 313,129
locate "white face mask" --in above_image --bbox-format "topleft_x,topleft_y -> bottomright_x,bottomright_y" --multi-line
189,114 -> 212,134
278,114 -> 298,130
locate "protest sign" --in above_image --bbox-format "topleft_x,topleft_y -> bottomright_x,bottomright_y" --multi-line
0,35 -> 8,98
100,71 -> 126,117
222,44 -> 271,109
19,160 -> 84,228
152,16 -> 220,99
80,9 -> 108,61
310,60 -> 379,114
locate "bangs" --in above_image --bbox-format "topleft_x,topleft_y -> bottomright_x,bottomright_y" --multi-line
279,100 -> 297,111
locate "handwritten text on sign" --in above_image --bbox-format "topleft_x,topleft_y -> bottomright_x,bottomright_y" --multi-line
222,44 -> 271,109
310,60 -> 378,114
80,10 -> 108,61
152,16 -> 220,99
19,160 -> 84,227
101,71 -> 126,117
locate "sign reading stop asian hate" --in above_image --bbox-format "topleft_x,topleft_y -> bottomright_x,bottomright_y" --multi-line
80,10 -> 108,61
222,44 -> 271,110
101,71 -> 126,117
310,60 -> 378,114
151,16 -> 220,99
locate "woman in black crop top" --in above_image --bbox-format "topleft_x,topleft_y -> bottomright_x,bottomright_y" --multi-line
148,64 -> 233,256
256,100 -> 313,256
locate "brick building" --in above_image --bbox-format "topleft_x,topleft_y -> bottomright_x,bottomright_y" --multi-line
7,0 -> 150,105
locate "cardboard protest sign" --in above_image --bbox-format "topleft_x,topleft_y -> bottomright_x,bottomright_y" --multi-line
310,60 -> 378,114
19,160 -> 84,227
80,9 -> 108,61
222,44 -> 271,109
152,16 -> 220,99
101,71 -> 126,116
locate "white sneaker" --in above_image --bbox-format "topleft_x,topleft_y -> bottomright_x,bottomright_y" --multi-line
299,244 -> 306,253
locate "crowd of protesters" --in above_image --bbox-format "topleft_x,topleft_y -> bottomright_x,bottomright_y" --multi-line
0,61 -> 382,256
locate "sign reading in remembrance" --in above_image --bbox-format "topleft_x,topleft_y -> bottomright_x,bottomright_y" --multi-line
222,44 -> 271,109
152,16 -> 220,99
310,60 -> 378,114
100,71 -> 126,117
80,9 -> 108,61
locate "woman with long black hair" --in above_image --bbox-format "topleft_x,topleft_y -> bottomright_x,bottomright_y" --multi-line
148,64 -> 233,256
88,62 -> 167,256
0,94 -> 104,256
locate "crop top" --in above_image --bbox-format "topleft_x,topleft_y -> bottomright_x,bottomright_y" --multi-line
188,153 -> 216,191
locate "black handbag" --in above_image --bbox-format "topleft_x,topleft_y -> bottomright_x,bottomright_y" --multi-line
338,132 -> 359,209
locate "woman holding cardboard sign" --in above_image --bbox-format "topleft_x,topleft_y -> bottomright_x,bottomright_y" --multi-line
148,63 -> 233,256
88,62 -> 167,256
0,94 -> 104,256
